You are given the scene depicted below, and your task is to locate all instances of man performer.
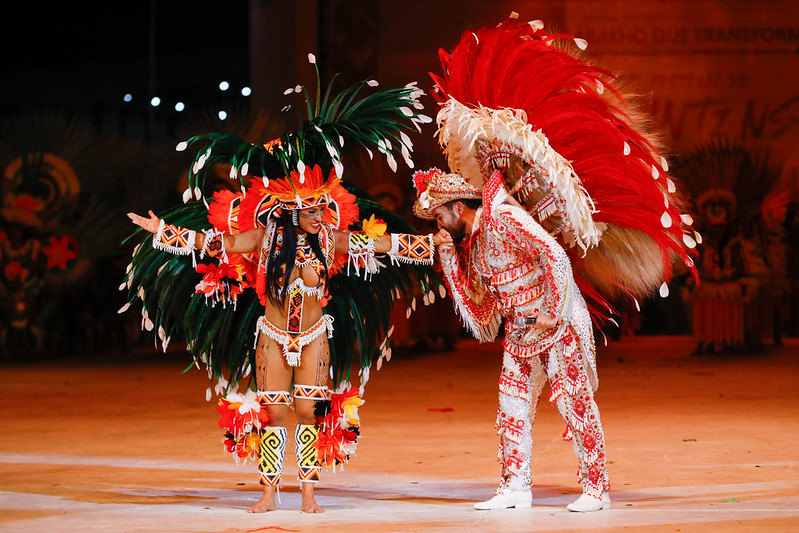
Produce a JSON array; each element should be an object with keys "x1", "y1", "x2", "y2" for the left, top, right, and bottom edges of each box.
[
  {"x1": 413, "y1": 168, "x2": 610, "y2": 512},
  {"x1": 414, "y1": 13, "x2": 699, "y2": 512}
]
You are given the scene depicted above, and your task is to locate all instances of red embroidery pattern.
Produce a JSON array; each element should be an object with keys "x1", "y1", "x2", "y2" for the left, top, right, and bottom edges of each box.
[
  {"x1": 547, "y1": 327, "x2": 608, "y2": 498},
  {"x1": 497, "y1": 414, "x2": 525, "y2": 445},
  {"x1": 499, "y1": 370, "x2": 529, "y2": 399},
  {"x1": 442, "y1": 251, "x2": 500, "y2": 332}
]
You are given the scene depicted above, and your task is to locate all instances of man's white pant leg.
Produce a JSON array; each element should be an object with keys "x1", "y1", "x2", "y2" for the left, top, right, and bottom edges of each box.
[{"x1": 496, "y1": 352, "x2": 547, "y2": 491}]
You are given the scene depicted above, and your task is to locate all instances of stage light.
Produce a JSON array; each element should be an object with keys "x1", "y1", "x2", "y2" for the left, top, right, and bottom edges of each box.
[
  {"x1": 175, "y1": 102, "x2": 185, "y2": 112},
  {"x1": 123, "y1": 93, "x2": 133, "y2": 103},
  {"x1": 218, "y1": 110, "x2": 228, "y2": 120},
  {"x1": 219, "y1": 81, "x2": 230, "y2": 91},
  {"x1": 241, "y1": 86, "x2": 252, "y2": 96},
  {"x1": 150, "y1": 97, "x2": 161, "y2": 107}
]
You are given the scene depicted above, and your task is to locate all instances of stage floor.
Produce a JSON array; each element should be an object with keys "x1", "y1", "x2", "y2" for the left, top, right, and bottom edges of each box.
[{"x1": 1, "y1": 334, "x2": 798, "y2": 532}]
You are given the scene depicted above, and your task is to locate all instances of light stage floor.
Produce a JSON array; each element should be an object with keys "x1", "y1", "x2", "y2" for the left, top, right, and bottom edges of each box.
[{"x1": 1, "y1": 335, "x2": 797, "y2": 532}]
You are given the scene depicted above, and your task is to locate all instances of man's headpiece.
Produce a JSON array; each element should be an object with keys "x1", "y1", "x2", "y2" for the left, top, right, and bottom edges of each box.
[{"x1": 411, "y1": 168, "x2": 482, "y2": 220}]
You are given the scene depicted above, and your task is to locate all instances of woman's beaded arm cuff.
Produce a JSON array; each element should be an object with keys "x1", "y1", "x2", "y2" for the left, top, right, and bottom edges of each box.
[
  {"x1": 347, "y1": 232, "x2": 379, "y2": 277},
  {"x1": 345, "y1": 232, "x2": 435, "y2": 279},
  {"x1": 387, "y1": 233, "x2": 435, "y2": 265},
  {"x1": 152, "y1": 219, "x2": 196, "y2": 255}
]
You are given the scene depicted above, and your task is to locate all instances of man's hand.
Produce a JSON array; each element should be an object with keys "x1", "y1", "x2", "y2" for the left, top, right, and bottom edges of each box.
[
  {"x1": 531, "y1": 312, "x2": 560, "y2": 331},
  {"x1": 127, "y1": 210, "x2": 160, "y2": 234},
  {"x1": 434, "y1": 229, "x2": 455, "y2": 260}
]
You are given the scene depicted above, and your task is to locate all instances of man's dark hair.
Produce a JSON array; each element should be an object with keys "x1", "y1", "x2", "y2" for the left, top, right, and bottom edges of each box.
[{"x1": 444, "y1": 198, "x2": 482, "y2": 211}]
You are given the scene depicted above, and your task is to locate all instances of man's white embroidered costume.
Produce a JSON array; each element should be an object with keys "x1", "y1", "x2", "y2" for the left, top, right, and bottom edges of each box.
[
  {"x1": 439, "y1": 172, "x2": 608, "y2": 497},
  {"x1": 417, "y1": 13, "x2": 700, "y2": 507}
]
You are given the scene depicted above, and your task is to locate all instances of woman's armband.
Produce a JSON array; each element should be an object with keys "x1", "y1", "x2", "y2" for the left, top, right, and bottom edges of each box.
[
  {"x1": 387, "y1": 233, "x2": 435, "y2": 265},
  {"x1": 200, "y1": 228, "x2": 227, "y2": 261},
  {"x1": 152, "y1": 219, "x2": 196, "y2": 255},
  {"x1": 347, "y1": 233, "x2": 379, "y2": 278}
]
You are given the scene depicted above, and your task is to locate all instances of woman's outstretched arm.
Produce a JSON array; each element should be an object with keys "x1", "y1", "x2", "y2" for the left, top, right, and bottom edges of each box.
[{"x1": 128, "y1": 209, "x2": 264, "y2": 254}]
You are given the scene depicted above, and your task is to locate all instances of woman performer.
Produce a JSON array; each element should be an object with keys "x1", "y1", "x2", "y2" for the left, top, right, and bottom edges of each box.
[
  {"x1": 128, "y1": 170, "x2": 440, "y2": 512},
  {"x1": 123, "y1": 64, "x2": 440, "y2": 514}
]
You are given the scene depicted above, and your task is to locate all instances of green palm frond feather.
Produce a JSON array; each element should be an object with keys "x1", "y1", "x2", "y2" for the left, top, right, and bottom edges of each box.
[
  {"x1": 178, "y1": 61, "x2": 430, "y2": 196},
  {"x1": 122, "y1": 64, "x2": 440, "y2": 393},
  {"x1": 325, "y1": 185, "x2": 441, "y2": 386}
]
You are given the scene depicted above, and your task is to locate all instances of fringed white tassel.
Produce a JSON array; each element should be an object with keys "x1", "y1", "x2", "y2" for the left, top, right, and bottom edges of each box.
[
  {"x1": 151, "y1": 219, "x2": 196, "y2": 256},
  {"x1": 441, "y1": 256, "x2": 501, "y2": 343},
  {"x1": 286, "y1": 352, "x2": 301, "y2": 367}
]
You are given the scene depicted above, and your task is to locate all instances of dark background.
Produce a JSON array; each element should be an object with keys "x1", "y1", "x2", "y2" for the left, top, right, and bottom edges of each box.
[{"x1": 2, "y1": 1, "x2": 795, "y2": 357}]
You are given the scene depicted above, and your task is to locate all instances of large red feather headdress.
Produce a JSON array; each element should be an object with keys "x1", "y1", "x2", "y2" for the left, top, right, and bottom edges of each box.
[{"x1": 430, "y1": 13, "x2": 699, "y2": 313}]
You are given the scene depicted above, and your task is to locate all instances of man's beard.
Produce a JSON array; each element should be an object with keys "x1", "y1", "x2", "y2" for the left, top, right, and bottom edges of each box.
[{"x1": 445, "y1": 218, "x2": 468, "y2": 244}]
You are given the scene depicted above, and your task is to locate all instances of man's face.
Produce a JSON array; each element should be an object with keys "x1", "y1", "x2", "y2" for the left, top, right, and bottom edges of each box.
[{"x1": 433, "y1": 203, "x2": 467, "y2": 243}]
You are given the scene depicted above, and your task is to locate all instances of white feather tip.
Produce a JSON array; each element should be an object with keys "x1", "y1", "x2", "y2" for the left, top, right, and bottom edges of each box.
[{"x1": 659, "y1": 282, "x2": 669, "y2": 298}]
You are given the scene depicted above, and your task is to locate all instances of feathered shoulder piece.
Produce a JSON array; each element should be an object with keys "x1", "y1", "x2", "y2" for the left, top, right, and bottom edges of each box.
[{"x1": 430, "y1": 13, "x2": 699, "y2": 313}]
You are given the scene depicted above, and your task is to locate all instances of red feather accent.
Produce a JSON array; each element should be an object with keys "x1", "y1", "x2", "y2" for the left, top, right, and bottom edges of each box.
[
  {"x1": 315, "y1": 386, "x2": 362, "y2": 467},
  {"x1": 412, "y1": 168, "x2": 442, "y2": 193},
  {"x1": 238, "y1": 178, "x2": 274, "y2": 231},
  {"x1": 208, "y1": 185, "x2": 265, "y2": 288},
  {"x1": 327, "y1": 181, "x2": 359, "y2": 229},
  {"x1": 208, "y1": 189, "x2": 239, "y2": 234},
  {"x1": 431, "y1": 17, "x2": 698, "y2": 313},
  {"x1": 216, "y1": 396, "x2": 273, "y2": 461}
]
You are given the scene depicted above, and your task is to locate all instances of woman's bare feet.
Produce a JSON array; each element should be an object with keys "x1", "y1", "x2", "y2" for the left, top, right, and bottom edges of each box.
[
  {"x1": 247, "y1": 486, "x2": 277, "y2": 513},
  {"x1": 301, "y1": 483, "x2": 325, "y2": 513}
]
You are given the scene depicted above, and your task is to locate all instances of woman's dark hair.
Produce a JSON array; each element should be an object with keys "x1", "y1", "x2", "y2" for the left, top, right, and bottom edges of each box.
[
  {"x1": 265, "y1": 210, "x2": 328, "y2": 307},
  {"x1": 307, "y1": 230, "x2": 328, "y2": 278}
]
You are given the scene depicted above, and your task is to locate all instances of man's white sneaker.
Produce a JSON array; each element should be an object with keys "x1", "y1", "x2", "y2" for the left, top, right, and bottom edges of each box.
[
  {"x1": 566, "y1": 492, "x2": 611, "y2": 512},
  {"x1": 473, "y1": 489, "x2": 532, "y2": 510}
]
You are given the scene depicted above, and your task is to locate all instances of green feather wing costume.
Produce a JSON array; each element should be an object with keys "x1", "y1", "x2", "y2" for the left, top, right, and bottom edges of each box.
[{"x1": 122, "y1": 67, "x2": 441, "y2": 396}]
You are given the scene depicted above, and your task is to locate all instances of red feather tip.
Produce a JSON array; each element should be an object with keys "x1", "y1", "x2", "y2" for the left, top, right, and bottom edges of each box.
[{"x1": 412, "y1": 168, "x2": 443, "y2": 194}]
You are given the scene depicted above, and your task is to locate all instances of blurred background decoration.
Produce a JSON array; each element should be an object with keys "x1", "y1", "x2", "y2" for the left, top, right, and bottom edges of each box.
[
  {"x1": 0, "y1": 112, "x2": 177, "y2": 356},
  {"x1": 2, "y1": 0, "x2": 798, "y2": 357},
  {"x1": 675, "y1": 140, "x2": 789, "y2": 354}
]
